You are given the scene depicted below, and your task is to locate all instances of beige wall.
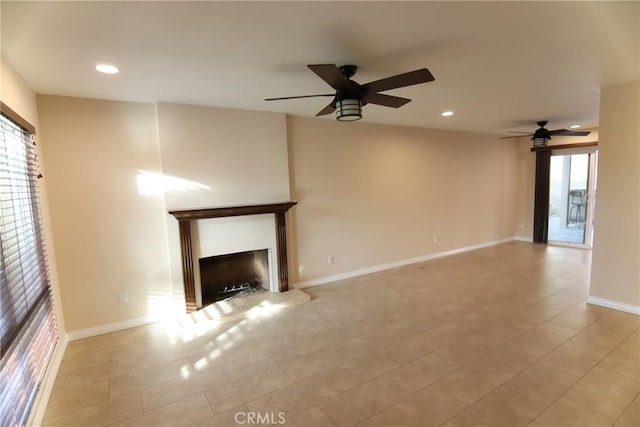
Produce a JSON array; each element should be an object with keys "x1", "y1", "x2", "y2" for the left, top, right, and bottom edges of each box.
[
  {"x1": 1, "y1": 56, "x2": 39, "y2": 125},
  {"x1": 157, "y1": 103, "x2": 290, "y2": 209},
  {"x1": 513, "y1": 138, "x2": 536, "y2": 239},
  {"x1": 288, "y1": 116, "x2": 518, "y2": 283},
  {"x1": 513, "y1": 131, "x2": 600, "y2": 241},
  {"x1": 156, "y1": 103, "x2": 290, "y2": 306},
  {"x1": 37, "y1": 96, "x2": 172, "y2": 332},
  {"x1": 590, "y1": 81, "x2": 640, "y2": 308},
  {"x1": 1, "y1": 57, "x2": 66, "y2": 335}
]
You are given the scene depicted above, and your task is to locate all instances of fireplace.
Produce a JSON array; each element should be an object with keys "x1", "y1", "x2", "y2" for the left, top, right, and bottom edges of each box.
[
  {"x1": 168, "y1": 202, "x2": 297, "y2": 313},
  {"x1": 199, "y1": 249, "x2": 269, "y2": 305}
]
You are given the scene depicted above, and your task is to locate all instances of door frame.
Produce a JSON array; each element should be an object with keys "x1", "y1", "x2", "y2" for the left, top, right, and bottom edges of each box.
[
  {"x1": 531, "y1": 141, "x2": 598, "y2": 246},
  {"x1": 547, "y1": 147, "x2": 598, "y2": 248}
]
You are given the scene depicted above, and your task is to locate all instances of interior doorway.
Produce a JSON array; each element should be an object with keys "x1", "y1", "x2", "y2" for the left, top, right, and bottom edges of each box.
[{"x1": 547, "y1": 149, "x2": 598, "y2": 247}]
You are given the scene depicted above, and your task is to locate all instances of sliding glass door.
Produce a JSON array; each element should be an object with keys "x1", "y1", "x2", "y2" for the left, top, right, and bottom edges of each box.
[{"x1": 548, "y1": 149, "x2": 598, "y2": 247}]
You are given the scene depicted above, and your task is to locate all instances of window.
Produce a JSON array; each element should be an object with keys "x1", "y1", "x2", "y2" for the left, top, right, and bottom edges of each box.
[{"x1": 0, "y1": 105, "x2": 57, "y2": 426}]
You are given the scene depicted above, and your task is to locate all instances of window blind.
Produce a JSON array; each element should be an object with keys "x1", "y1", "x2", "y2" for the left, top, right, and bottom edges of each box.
[{"x1": 0, "y1": 110, "x2": 57, "y2": 426}]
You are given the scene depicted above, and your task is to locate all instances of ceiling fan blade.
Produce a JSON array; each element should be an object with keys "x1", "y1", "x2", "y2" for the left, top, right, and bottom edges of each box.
[
  {"x1": 500, "y1": 135, "x2": 531, "y2": 139},
  {"x1": 308, "y1": 64, "x2": 352, "y2": 91},
  {"x1": 363, "y1": 68, "x2": 435, "y2": 93},
  {"x1": 366, "y1": 93, "x2": 411, "y2": 108},
  {"x1": 549, "y1": 129, "x2": 591, "y2": 137},
  {"x1": 264, "y1": 94, "x2": 334, "y2": 101},
  {"x1": 315, "y1": 103, "x2": 336, "y2": 117},
  {"x1": 506, "y1": 131, "x2": 534, "y2": 134}
]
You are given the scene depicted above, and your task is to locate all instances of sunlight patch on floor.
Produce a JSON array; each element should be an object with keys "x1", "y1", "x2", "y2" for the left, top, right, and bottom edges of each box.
[{"x1": 171, "y1": 290, "x2": 308, "y2": 341}]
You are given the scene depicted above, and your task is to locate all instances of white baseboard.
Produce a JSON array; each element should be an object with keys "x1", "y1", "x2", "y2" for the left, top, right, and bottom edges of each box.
[
  {"x1": 514, "y1": 235, "x2": 532, "y2": 242},
  {"x1": 66, "y1": 316, "x2": 157, "y2": 341},
  {"x1": 587, "y1": 296, "x2": 640, "y2": 315},
  {"x1": 295, "y1": 237, "x2": 516, "y2": 289},
  {"x1": 26, "y1": 333, "x2": 68, "y2": 427}
]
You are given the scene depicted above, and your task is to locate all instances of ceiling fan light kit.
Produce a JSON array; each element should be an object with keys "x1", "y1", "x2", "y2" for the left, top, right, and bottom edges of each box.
[
  {"x1": 532, "y1": 137, "x2": 549, "y2": 147},
  {"x1": 336, "y1": 99, "x2": 362, "y2": 121},
  {"x1": 265, "y1": 64, "x2": 435, "y2": 122}
]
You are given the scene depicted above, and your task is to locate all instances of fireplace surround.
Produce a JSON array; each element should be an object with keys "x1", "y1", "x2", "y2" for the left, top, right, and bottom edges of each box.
[{"x1": 169, "y1": 202, "x2": 297, "y2": 312}]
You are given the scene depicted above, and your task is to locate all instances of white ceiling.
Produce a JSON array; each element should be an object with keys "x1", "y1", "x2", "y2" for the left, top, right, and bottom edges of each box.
[{"x1": 1, "y1": 1, "x2": 638, "y2": 135}]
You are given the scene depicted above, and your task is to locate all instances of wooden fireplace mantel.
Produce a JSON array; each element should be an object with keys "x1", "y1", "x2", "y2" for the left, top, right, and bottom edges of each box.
[{"x1": 168, "y1": 202, "x2": 297, "y2": 313}]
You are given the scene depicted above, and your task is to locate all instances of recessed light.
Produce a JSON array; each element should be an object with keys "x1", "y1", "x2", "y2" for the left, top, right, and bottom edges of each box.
[
  {"x1": 441, "y1": 111, "x2": 454, "y2": 117},
  {"x1": 95, "y1": 64, "x2": 119, "y2": 74},
  {"x1": 570, "y1": 125, "x2": 581, "y2": 129}
]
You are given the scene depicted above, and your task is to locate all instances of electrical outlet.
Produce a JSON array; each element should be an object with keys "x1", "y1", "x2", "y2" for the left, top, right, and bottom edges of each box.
[
  {"x1": 433, "y1": 237, "x2": 439, "y2": 245},
  {"x1": 327, "y1": 255, "x2": 334, "y2": 265},
  {"x1": 119, "y1": 291, "x2": 128, "y2": 303}
]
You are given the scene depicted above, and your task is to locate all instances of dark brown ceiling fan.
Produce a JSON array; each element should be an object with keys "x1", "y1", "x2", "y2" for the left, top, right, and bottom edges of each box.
[
  {"x1": 264, "y1": 64, "x2": 435, "y2": 121},
  {"x1": 502, "y1": 121, "x2": 590, "y2": 147}
]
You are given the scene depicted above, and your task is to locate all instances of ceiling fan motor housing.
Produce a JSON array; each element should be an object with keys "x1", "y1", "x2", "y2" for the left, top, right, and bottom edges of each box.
[
  {"x1": 332, "y1": 66, "x2": 367, "y2": 108},
  {"x1": 333, "y1": 84, "x2": 367, "y2": 107},
  {"x1": 338, "y1": 65, "x2": 358, "y2": 79}
]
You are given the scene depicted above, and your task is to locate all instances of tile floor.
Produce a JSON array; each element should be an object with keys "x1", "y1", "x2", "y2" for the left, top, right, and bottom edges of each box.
[{"x1": 43, "y1": 242, "x2": 640, "y2": 426}]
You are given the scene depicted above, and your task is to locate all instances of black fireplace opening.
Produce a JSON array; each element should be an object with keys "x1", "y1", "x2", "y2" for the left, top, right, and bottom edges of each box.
[{"x1": 199, "y1": 249, "x2": 269, "y2": 306}]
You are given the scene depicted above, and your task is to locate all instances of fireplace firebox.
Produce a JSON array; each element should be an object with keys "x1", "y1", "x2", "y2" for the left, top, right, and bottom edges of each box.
[{"x1": 199, "y1": 249, "x2": 269, "y2": 305}]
